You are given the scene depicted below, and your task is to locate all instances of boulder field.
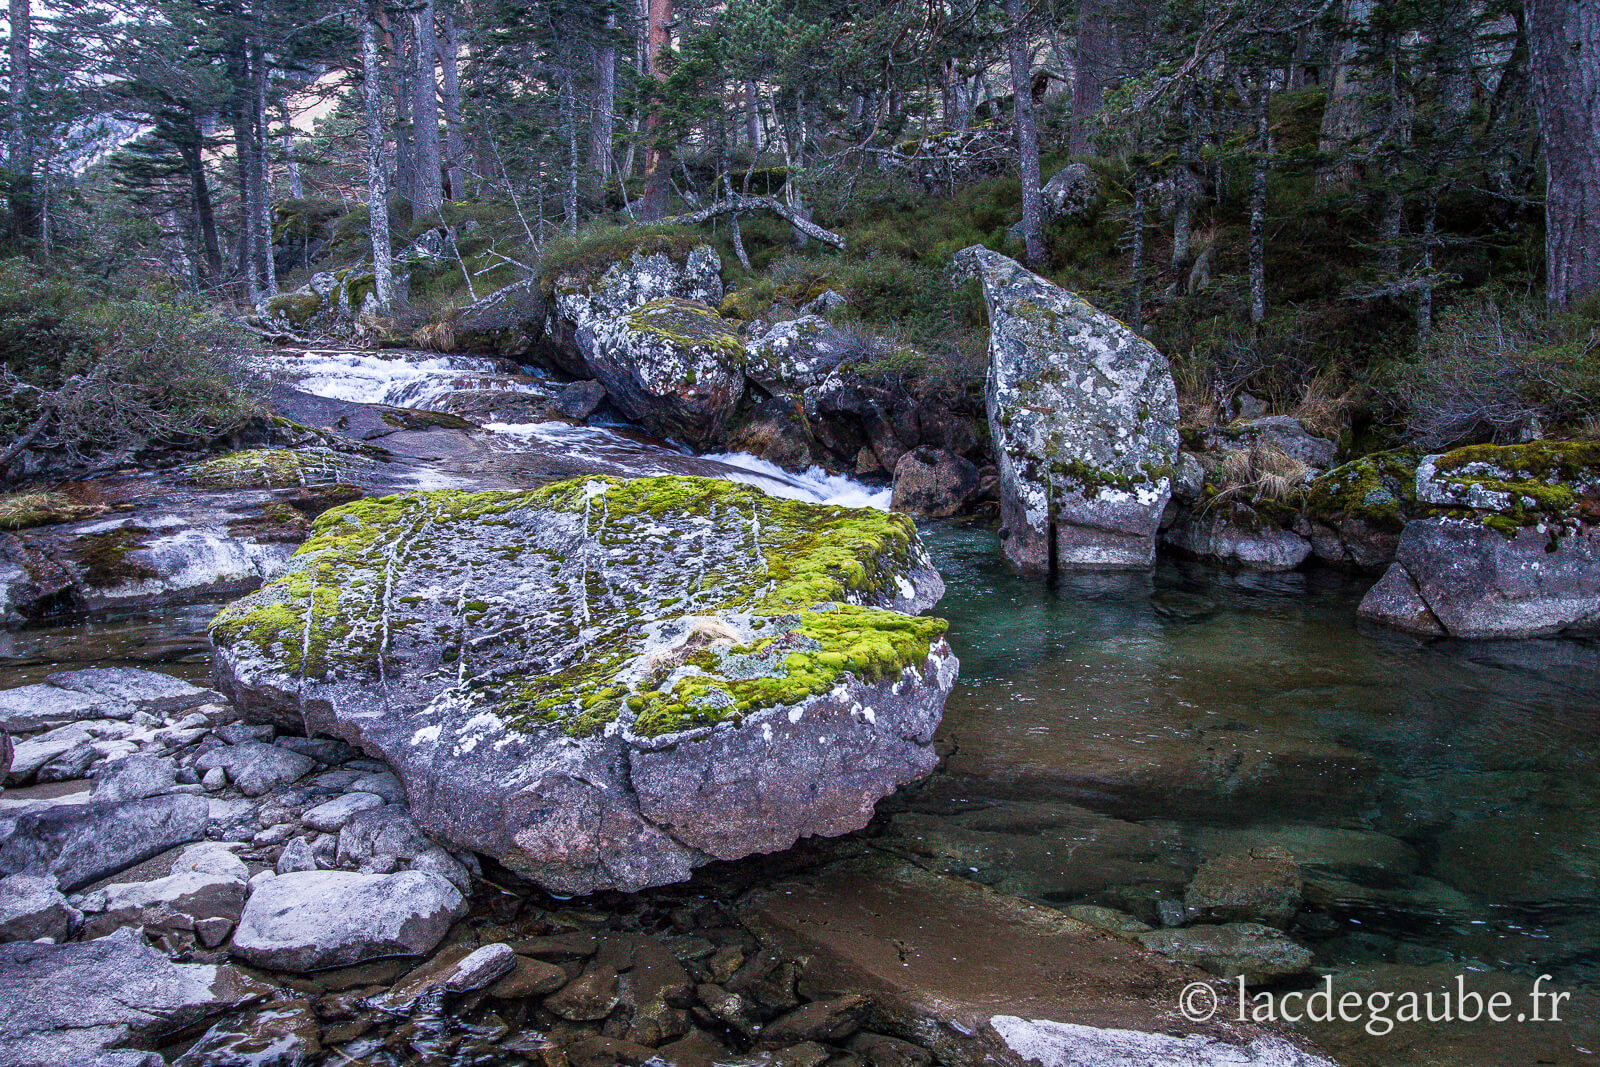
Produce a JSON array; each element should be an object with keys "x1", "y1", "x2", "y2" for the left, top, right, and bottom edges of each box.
[{"x1": 210, "y1": 474, "x2": 957, "y2": 894}]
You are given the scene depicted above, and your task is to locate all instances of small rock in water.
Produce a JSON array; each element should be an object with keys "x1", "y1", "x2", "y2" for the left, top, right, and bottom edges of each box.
[
  {"x1": 0, "y1": 793, "x2": 209, "y2": 892},
  {"x1": 172, "y1": 998, "x2": 322, "y2": 1067},
  {"x1": 45, "y1": 668, "x2": 218, "y2": 715},
  {"x1": 1184, "y1": 846, "x2": 1303, "y2": 928},
  {"x1": 1136, "y1": 922, "x2": 1314, "y2": 984},
  {"x1": 366, "y1": 942, "x2": 517, "y2": 1013}
]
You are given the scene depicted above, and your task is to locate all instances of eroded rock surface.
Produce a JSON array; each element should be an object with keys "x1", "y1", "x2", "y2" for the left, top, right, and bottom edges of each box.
[
  {"x1": 211, "y1": 475, "x2": 955, "y2": 894},
  {"x1": 954, "y1": 246, "x2": 1179, "y2": 572}
]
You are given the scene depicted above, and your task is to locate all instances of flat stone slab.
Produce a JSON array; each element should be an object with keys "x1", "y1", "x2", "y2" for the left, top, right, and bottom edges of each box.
[
  {"x1": 0, "y1": 685, "x2": 129, "y2": 734},
  {"x1": 0, "y1": 926, "x2": 270, "y2": 1067},
  {"x1": 741, "y1": 857, "x2": 1334, "y2": 1067},
  {"x1": 45, "y1": 668, "x2": 218, "y2": 713},
  {"x1": 0, "y1": 794, "x2": 209, "y2": 892}
]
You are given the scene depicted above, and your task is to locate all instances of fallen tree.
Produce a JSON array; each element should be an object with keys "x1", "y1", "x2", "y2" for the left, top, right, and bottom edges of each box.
[{"x1": 659, "y1": 194, "x2": 847, "y2": 250}]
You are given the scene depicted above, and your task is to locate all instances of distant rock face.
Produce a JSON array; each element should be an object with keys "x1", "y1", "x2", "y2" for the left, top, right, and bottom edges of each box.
[
  {"x1": 580, "y1": 299, "x2": 747, "y2": 447},
  {"x1": 954, "y1": 246, "x2": 1180, "y2": 572},
  {"x1": 211, "y1": 476, "x2": 956, "y2": 895},
  {"x1": 1356, "y1": 442, "x2": 1600, "y2": 638}
]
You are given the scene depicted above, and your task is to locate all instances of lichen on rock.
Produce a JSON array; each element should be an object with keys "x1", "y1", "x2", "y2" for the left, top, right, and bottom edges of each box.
[
  {"x1": 185, "y1": 448, "x2": 376, "y2": 491},
  {"x1": 953, "y1": 246, "x2": 1179, "y2": 572},
  {"x1": 210, "y1": 475, "x2": 956, "y2": 893}
]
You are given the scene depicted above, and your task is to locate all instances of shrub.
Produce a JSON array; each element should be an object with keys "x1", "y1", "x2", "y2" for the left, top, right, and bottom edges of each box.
[
  {"x1": 0, "y1": 259, "x2": 262, "y2": 478},
  {"x1": 1387, "y1": 290, "x2": 1600, "y2": 447}
]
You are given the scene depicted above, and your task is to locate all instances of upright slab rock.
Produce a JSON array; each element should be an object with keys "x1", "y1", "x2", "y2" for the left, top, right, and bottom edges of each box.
[
  {"x1": 211, "y1": 476, "x2": 956, "y2": 894},
  {"x1": 955, "y1": 246, "x2": 1179, "y2": 572}
]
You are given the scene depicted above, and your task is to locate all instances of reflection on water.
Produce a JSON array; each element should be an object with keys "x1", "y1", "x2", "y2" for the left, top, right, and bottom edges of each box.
[
  {"x1": 0, "y1": 601, "x2": 221, "y2": 689},
  {"x1": 900, "y1": 523, "x2": 1600, "y2": 991}
]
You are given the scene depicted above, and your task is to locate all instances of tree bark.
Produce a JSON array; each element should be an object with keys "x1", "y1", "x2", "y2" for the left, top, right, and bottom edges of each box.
[
  {"x1": 590, "y1": 16, "x2": 617, "y2": 189},
  {"x1": 1318, "y1": 0, "x2": 1376, "y2": 187},
  {"x1": 252, "y1": 27, "x2": 277, "y2": 296},
  {"x1": 386, "y1": 9, "x2": 416, "y2": 207},
  {"x1": 744, "y1": 80, "x2": 762, "y2": 150},
  {"x1": 362, "y1": 4, "x2": 397, "y2": 310},
  {"x1": 412, "y1": 0, "x2": 443, "y2": 218},
  {"x1": 6, "y1": 0, "x2": 38, "y2": 249},
  {"x1": 178, "y1": 115, "x2": 223, "y2": 283},
  {"x1": 640, "y1": 0, "x2": 672, "y2": 219},
  {"x1": 1007, "y1": 0, "x2": 1044, "y2": 264},
  {"x1": 560, "y1": 60, "x2": 580, "y2": 235},
  {"x1": 1248, "y1": 80, "x2": 1271, "y2": 325},
  {"x1": 1069, "y1": 0, "x2": 1121, "y2": 156},
  {"x1": 1527, "y1": 0, "x2": 1600, "y2": 305},
  {"x1": 438, "y1": 0, "x2": 468, "y2": 198}
]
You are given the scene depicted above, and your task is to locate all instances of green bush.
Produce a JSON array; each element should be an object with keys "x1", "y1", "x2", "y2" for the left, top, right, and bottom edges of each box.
[{"x1": 0, "y1": 259, "x2": 262, "y2": 476}]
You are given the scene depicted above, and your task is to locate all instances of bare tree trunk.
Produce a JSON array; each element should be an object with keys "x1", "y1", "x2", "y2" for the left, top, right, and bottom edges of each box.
[
  {"x1": 560, "y1": 61, "x2": 580, "y2": 235},
  {"x1": 362, "y1": 5, "x2": 397, "y2": 311},
  {"x1": 1069, "y1": 0, "x2": 1120, "y2": 156},
  {"x1": 438, "y1": 0, "x2": 468, "y2": 198},
  {"x1": 252, "y1": 29, "x2": 277, "y2": 296},
  {"x1": 1527, "y1": 0, "x2": 1600, "y2": 305},
  {"x1": 179, "y1": 116, "x2": 223, "y2": 283},
  {"x1": 233, "y1": 76, "x2": 264, "y2": 305},
  {"x1": 412, "y1": 0, "x2": 443, "y2": 218},
  {"x1": 639, "y1": 0, "x2": 672, "y2": 219},
  {"x1": 1007, "y1": 0, "x2": 1044, "y2": 265},
  {"x1": 1172, "y1": 119, "x2": 1197, "y2": 270},
  {"x1": 1248, "y1": 80, "x2": 1271, "y2": 325},
  {"x1": 387, "y1": 10, "x2": 416, "y2": 208},
  {"x1": 1417, "y1": 193, "x2": 1438, "y2": 342},
  {"x1": 1130, "y1": 170, "x2": 1146, "y2": 331},
  {"x1": 6, "y1": 0, "x2": 38, "y2": 250},
  {"x1": 590, "y1": 16, "x2": 616, "y2": 189},
  {"x1": 1318, "y1": 0, "x2": 1376, "y2": 187},
  {"x1": 282, "y1": 128, "x2": 304, "y2": 198},
  {"x1": 744, "y1": 80, "x2": 762, "y2": 149}
]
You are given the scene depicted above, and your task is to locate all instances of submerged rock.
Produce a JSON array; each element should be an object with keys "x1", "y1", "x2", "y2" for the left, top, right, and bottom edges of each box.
[
  {"x1": 1136, "y1": 923, "x2": 1314, "y2": 984},
  {"x1": 954, "y1": 246, "x2": 1180, "y2": 572},
  {"x1": 211, "y1": 476, "x2": 955, "y2": 894},
  {"x1": 1162, "y1": 504, "x2": 1312, "y2": 572}
]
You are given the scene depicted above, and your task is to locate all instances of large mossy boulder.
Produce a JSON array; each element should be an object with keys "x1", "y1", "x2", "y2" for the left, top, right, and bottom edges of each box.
[
  {"x1": 209, "y1": 476, "x2": 956, "y2": 894},
  {"x1": 1357, "y1": 442, "x2": 1600, "y2": 637},
  {"x1": 954, "y1": 246, "x2": 1180, "y2": 572},
  {"x1": 546, "y1": 244, "x2": 723, "y2": 378},
  {"x1": 580, "y1": 298, "x2": 746, "y2": 447}
]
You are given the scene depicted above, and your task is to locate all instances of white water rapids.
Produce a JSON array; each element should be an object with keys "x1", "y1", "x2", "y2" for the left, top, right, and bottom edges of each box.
[{"x1": 268, "y1": 349, "x2": 892, "y2": 510}]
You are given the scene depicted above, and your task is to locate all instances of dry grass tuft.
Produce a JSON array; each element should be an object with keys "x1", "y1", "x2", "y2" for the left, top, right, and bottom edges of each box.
[
  {"x1": 0, "y1": 491, "x2": 108, "y2": 530},
  {"x1": 1202, "y1": 440, "x2": 1313, "y2": 510}
]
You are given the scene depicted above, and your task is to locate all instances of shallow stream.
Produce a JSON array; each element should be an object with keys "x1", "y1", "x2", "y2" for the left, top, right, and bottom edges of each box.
[{"x1": 7, "y1": 349, "x2": 1597, "y2": 1063}]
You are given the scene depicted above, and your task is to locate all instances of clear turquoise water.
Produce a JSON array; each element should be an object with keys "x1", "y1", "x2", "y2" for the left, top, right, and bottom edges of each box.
[{"x1": 896, "y1": 523, "x2": 1600, "y2": 992}]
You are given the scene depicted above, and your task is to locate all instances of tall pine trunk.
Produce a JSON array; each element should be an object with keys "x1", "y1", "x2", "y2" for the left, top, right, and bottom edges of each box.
[
  {"x1": 1248, "y1": 80, "x2": 1271, "y2": 325},
  {"x1": 362, "y1": 4, "x2": 396, "y2": 311},
  {"x1": 179, "y1": 116, "x2": 223, "y2": 283},
  {"x1": 412, "y1": 0, "x2": 443, "y2": 218},
  {"x1": 387, "y1": 11, "x2": 415, "y2": 208},
  {"x1": 590, "y1": 16, "x2": 616, "y2": 189},
  {"x1": 640, "y1": 0, "x2": 672, "y2": 219},
  {"x1": 1527, "y1": 0, "x2": 1600, "y2": 305},
  {"x1": 252, "y1": 28, "x2": 277, "y2": 296},
  {"x1": 6, "y1": 0, "x2": 38, "y2": 250},
  {"x1": 1006, "y1": 0, "x2": 1043, "y2": 265},
  {"x1": 1069, "y1": 0, "x2": 1120, "y2": 156},
  {"x1": 439, "y1": 1, "x2": 468, "y2": 198}
]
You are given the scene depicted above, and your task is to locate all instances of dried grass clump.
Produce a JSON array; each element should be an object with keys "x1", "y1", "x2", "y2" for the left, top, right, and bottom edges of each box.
[
  {"x1": 0, "y1": 491, "x2": 107, "y2": 530},
  {"x1": 1203, "y1": 440, "x2": 1312, "y2": 509}
]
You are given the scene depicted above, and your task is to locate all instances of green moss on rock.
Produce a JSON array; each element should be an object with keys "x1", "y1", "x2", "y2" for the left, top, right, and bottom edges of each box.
[
  {"x1": 264, "y1": 292, "x2": 323, "y2": 326},
  {"x1": 624, "y1": 299, "x2": 748, "y2": 366},
  {"x1": 188, "y1": 448, "x2": 367, "y2": 490},
  {"x1": 1303, "y1": 450, "x2": 1422, "y2": 531},
  {"x1": 75, "y1": 526, "x2": 157, "y2": 587},
  {"x1": 210, "y1": 476, "x2": 946, "y2": 740}
]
